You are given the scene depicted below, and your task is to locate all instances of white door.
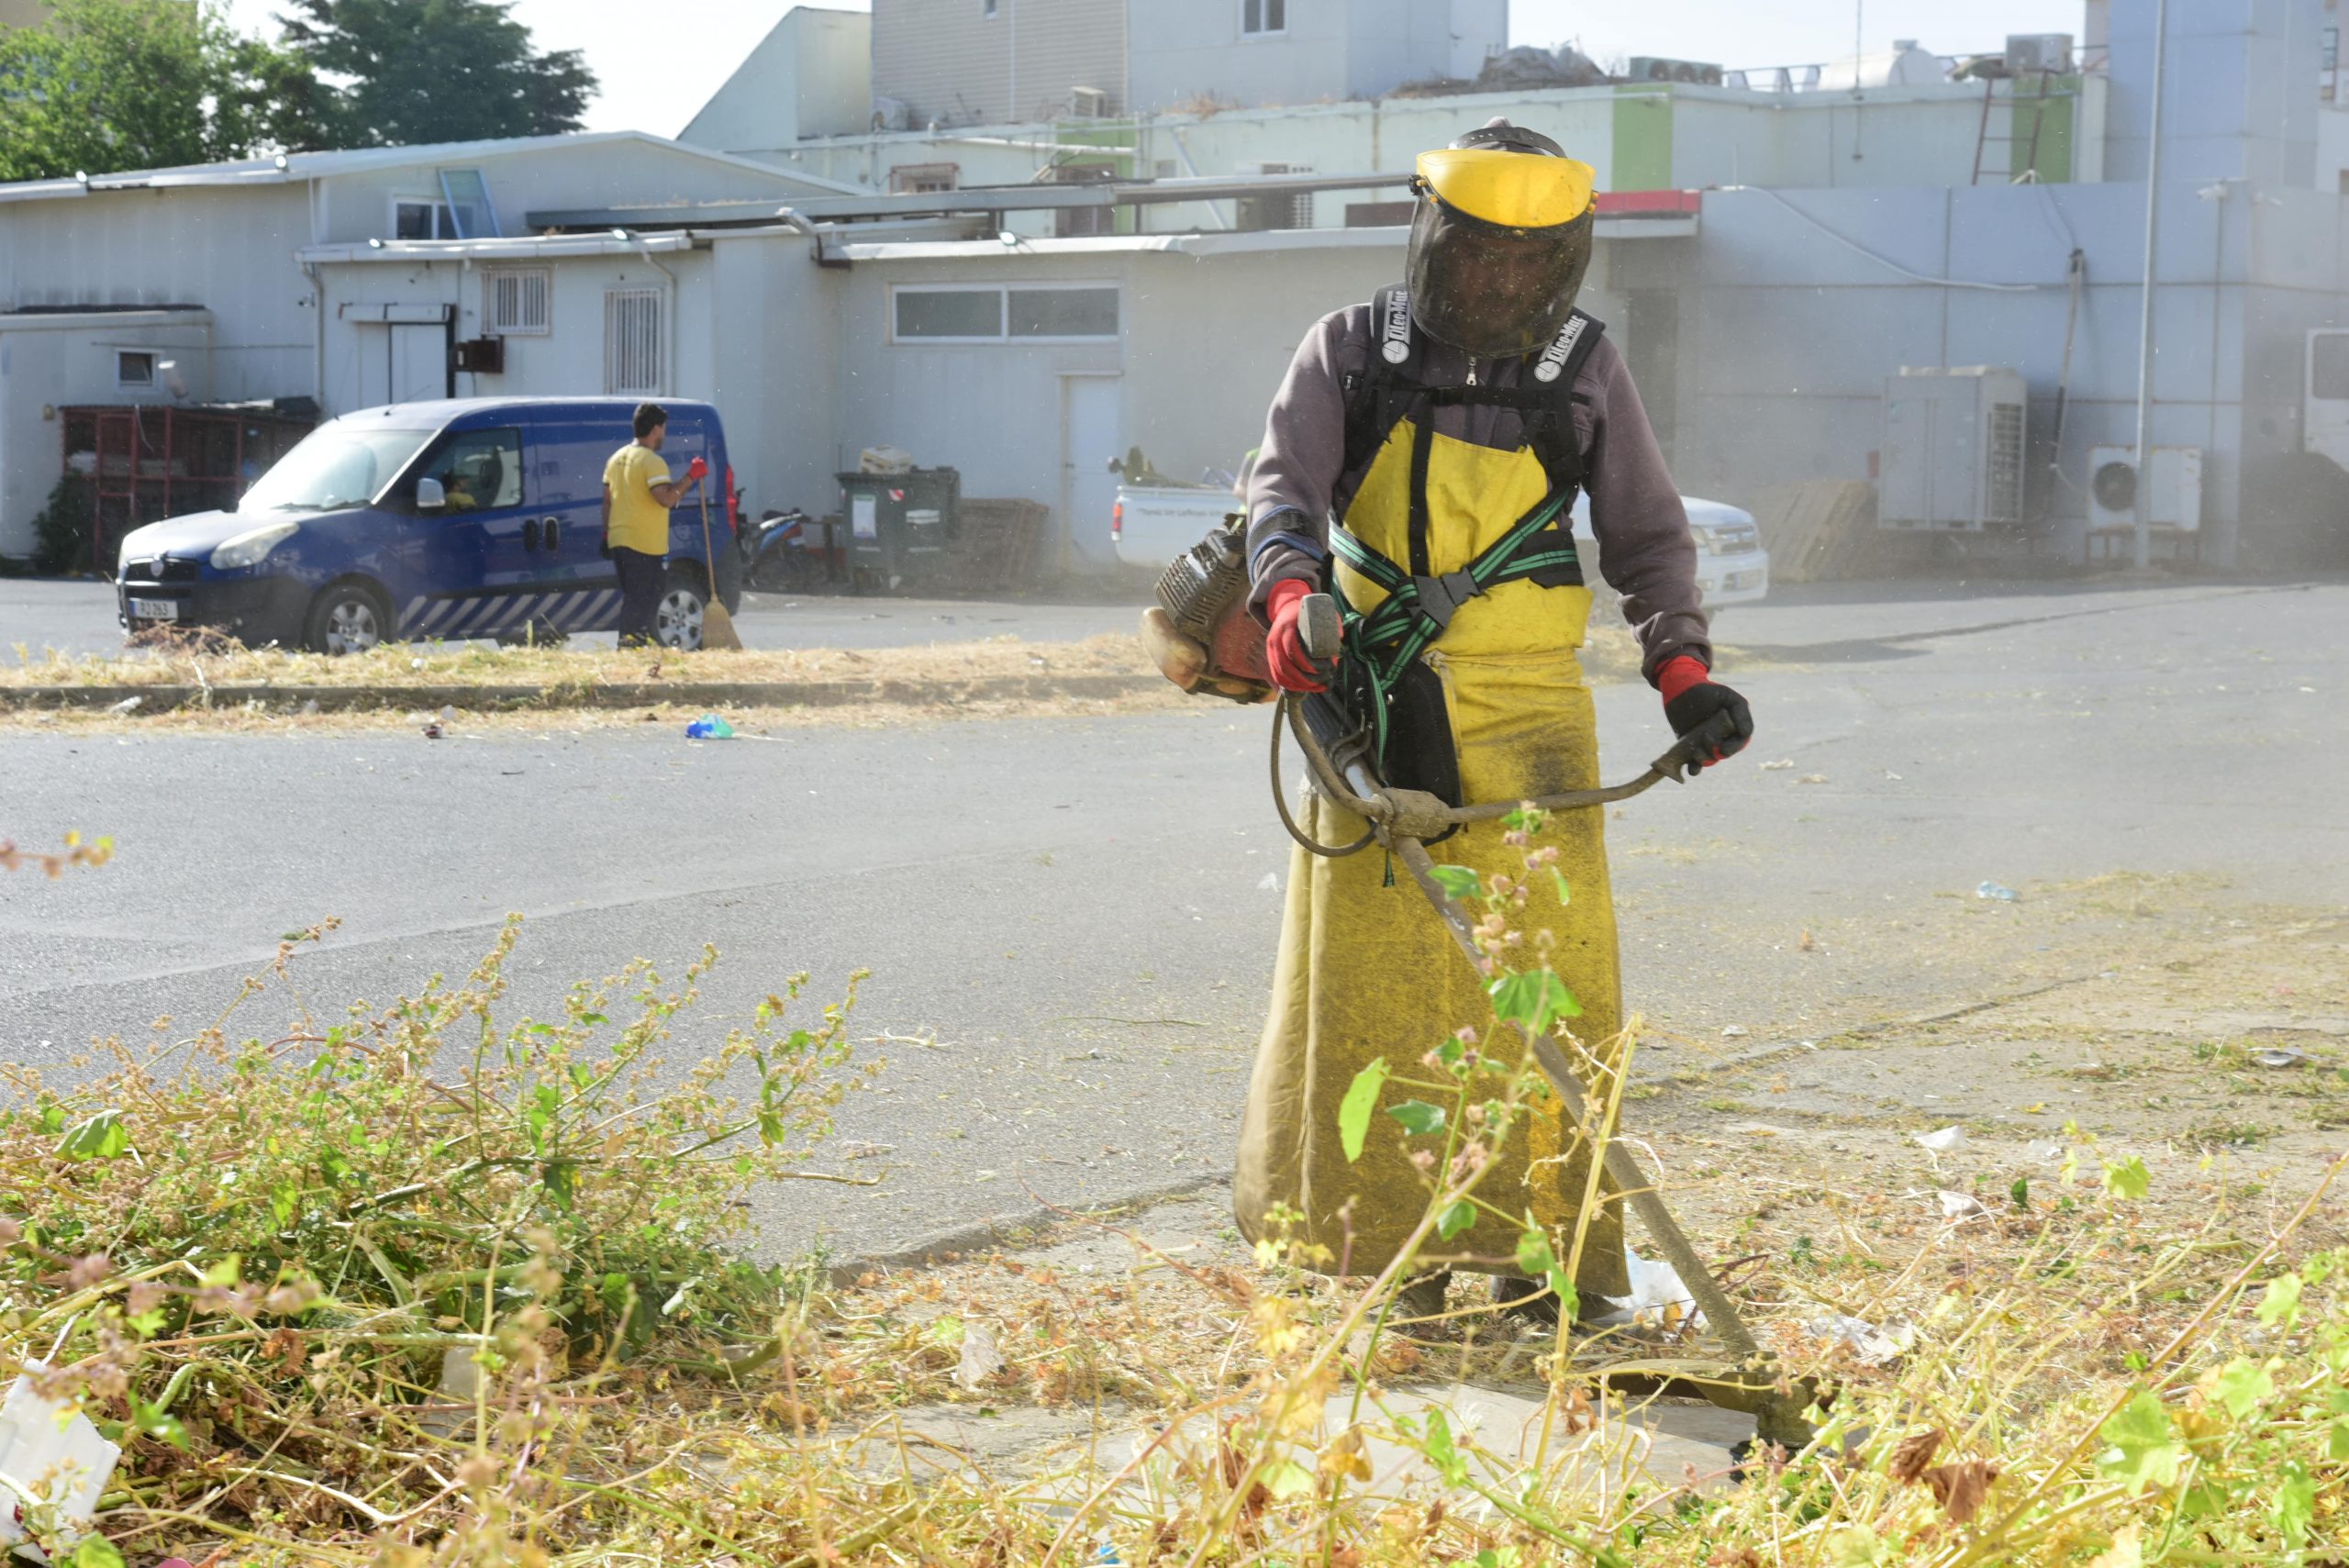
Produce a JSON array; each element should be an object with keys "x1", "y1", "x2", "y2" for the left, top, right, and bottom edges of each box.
[
  {"x1": 2305, "y1": 330, "x2": 2349, "y2": 467},
  {"x1": 1061, "y1": 375, "x2": 1121, "y2": 573},
  {"x1": 353, "y1": 322, "x2": 450, "y2": 408}
]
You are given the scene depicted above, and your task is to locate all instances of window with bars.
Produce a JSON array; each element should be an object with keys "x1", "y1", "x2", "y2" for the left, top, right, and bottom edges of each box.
[
  {"x1": 484, "y1": 269, "x2": 551, "y2": 337},
  {"x1": 604, "y1": 289, "x2": 663, "y2": 395}
]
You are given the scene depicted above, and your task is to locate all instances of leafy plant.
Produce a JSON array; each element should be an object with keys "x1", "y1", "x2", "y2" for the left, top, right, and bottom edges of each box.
[
  {"x1": 0, "y1": 917, "x2": 871, "y2": 1562},
  {"x1": 28, "y1": 473, "x2": 94, "y2": 576}
]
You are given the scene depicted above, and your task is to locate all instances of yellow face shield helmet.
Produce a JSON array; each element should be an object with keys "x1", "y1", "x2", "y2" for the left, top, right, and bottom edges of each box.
[{"x1": 1407, "y1": 120, "x2": 1598, "y2": 359}]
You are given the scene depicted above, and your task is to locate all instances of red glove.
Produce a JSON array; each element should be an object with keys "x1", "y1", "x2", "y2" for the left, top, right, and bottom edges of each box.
[
  {"x1": 1264, "y1": 577, "x2": 1333, "y2": 694},
  {"x1": 1658, "y1": 654, "x2": 1753, "y2": 771},
  {"x1": 684, "y1": 456, "x2": 710, "y2": 484}
]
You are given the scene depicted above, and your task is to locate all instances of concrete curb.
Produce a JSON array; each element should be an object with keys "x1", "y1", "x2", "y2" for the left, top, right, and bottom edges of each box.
[
  {"x1": 825, "y1": 1173, "x2": 1231, "y2": 1286},
  {"x1": 0, "y1": 673, "x2": 1167, "y2": 714}
]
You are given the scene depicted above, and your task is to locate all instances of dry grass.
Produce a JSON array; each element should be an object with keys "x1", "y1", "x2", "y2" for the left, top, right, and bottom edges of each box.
[{"x1": 2, "y1": 629, "x2": 1163, "y2": 692}]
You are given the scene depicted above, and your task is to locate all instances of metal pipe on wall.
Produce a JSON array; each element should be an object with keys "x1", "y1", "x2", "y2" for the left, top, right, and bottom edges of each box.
[{"x1": 2132, "y1": 0, "x2": 2171, "y2": 571}]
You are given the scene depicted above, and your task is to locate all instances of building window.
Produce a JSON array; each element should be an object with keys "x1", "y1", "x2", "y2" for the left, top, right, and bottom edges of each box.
[
  {"x1": 1010, "y1": 287, "x2": 1119, "y2": 338},
  {"x1": 1241, "y1": 0, "x2": 1286, "y2": 36},
  {"x1": 395, "y1": 199, "x2": 458, "y2": 239},
  {"x1": 891, "y1": 284, "x2": 1119, "y2": 343},
  {"x1": 116, "y1": 350, "x2": 157, "y2": 389},
  {"x1": 894, "y1": 288, "x2": 1008, "y2": 340},
  {"x1": 604, "y1": 289, "x2": 663, "y2": 395},
  {"x1": 889, "y1": 162, "x2": 962, "y2": 194},
  {"x1": 484, "y1": 269, "x2": 551, "y2": 337}
]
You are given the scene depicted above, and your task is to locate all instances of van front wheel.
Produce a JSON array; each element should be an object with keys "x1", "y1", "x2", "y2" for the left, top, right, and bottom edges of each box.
[
  {"x1": 306, "y1": 582, "x2": 390, "y2": 656},
  {"x1": 656, "y1": 571, "x2": 707, "y2": 651}
]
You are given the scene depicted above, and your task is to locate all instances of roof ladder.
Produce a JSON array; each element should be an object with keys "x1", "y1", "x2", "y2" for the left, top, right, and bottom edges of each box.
[{"x1": 1971, "y1": 70, "x2": 2064, "y2": 185}]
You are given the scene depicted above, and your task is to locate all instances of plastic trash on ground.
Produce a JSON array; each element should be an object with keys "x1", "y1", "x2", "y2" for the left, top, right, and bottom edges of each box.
[
  {"x1": 1937, "y1": 1189, "x2": 1991, "y2": 1221},
  {"x1": 953, "y1": 1322, "x2": 1004, "y2": 1391},
  {"x1": 1598, "y1": 1248, "x2": 1707, "y2": 1330},
  {"x1": 1976, "y1": 881, "x2": 2020, "y2": 902},
  {"x1": 2250, "y1": 1046, "x2": 2310, "y2": 1069},
  {"x1": 1915, "y1": 1126, "x2": 1966, "y2": 1155},
  {"x1": 1801, "y1": 1312, "x2": 1917, "y2": 1366},
  {"x1": 685, "y1": 715, "x2": 736, "y2": 740},
  {"x1": 0, "y1": 1363, "x2": 123, "y2": 1560}
]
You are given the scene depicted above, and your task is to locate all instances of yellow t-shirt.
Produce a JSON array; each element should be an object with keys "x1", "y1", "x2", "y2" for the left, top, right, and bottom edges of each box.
[{"x1": 603, "y1": 443, "x2": 674, "y2": 555}]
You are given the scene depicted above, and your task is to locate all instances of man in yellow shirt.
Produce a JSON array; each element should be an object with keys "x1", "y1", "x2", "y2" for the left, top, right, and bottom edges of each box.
[{"x1": 602, "y1": 404, "x2": 707, "y2": 647}]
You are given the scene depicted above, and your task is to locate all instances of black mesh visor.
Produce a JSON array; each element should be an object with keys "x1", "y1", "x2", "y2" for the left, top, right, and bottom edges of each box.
[{"x1": 1406, "y1": 198, "x2": 1594, "y2": 360}]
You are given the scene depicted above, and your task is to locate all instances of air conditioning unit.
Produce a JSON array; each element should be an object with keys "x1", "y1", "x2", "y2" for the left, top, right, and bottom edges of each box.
[
  {"x1": 451, "y1": 337, "x2": 504, "y2": 374},
  {"x1": 2005, "y1": 32, "x2": 2075, "y2": 73},
  {"x1": 1067, "y1": 86, "x2": 1111, "y2": 119},
  {"x1": 2088, "y1": 446, "x2": 2203, "y2": 532},
  {"x1": 1626, "y1": 56, "x2": 1725, "y2": 86},
  {"x1": 1879, "y1": 366, "x2": 2029, "y2": 531}
]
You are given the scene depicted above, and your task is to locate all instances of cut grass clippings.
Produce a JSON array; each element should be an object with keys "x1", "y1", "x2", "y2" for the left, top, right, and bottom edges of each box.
[{"x1": 1, "y1": 624, "x2": 1659, "y2": 730}]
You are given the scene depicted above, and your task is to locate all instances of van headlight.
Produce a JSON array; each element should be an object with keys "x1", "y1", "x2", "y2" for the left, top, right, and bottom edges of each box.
[{"x1": 209, "y1": 521, "x2": 299, "y2": 571}]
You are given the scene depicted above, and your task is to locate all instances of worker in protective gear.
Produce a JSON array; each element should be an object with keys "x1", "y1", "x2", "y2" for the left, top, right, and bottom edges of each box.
[{"x1": 1234, "y1": 118, "x2": 1753, "y2": 1325}]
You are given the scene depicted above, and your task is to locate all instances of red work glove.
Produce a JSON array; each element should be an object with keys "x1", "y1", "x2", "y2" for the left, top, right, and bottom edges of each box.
[
  {"x1": 1658, "y1": 654, "x2": 1753, "y2": 773},
  {"x1": 1264, "y1": 577, "x2": 1333, "y2": 694},
  {"x1": 684, "y1": 456, "x2": 710, "y2": 484}
]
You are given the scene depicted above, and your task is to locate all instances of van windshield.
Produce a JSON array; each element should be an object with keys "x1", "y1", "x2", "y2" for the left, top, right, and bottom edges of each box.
[{"x1": 240, "y1": 428, "x2": 436, "y2": 513}]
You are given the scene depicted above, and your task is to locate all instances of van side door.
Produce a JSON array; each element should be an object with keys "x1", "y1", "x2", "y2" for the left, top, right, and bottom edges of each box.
[
  {"x1": 530, "y1": 418, "x2": 631, "y2": 634},
  {"x1": 393, "y1": 426, "x2": 537, "y2": 640}
]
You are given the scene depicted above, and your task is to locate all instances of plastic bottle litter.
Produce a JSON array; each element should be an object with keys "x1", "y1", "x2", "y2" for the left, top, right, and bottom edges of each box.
[
  {"x1": 685, "y1": 715, "x2": 736, "y2": 740},
  {"x1": 1976, "y1": 881, "x2": 2020, "y2": 902}
]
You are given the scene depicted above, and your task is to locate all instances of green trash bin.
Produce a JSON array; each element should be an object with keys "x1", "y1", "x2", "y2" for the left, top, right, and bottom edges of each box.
[{"x1": 837, "y1": 468, "x2": 961, "y2": 588}]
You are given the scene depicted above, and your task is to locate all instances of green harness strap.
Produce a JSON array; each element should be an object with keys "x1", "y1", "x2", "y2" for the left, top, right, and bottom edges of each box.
[{"x1": 1327, "y1": 485, "x2": 1581, "y2": 765}]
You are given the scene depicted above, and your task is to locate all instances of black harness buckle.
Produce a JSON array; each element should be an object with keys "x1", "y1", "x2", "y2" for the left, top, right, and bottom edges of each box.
[{"x1": 1410, "y1": 569, "x2": 1482, "y2": 631}]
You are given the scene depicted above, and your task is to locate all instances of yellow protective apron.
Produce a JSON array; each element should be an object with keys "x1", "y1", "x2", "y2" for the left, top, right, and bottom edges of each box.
[{"x1": 1232, "y1": 416, "x2": 1630, "y2": 1298}]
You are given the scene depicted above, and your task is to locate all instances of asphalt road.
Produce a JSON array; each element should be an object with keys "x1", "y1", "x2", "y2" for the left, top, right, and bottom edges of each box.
[
  {"x1": 5, "y1": 576, "x2": 2344, "y2": 1263},
  {"x1": 0, "y1": 578, "x2": 1138, "y2": 658}
]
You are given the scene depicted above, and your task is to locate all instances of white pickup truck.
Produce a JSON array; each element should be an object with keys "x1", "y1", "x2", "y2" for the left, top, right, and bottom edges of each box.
[{"x1": 1111, "y1": 480, "x2": 1772, "y2": 611}]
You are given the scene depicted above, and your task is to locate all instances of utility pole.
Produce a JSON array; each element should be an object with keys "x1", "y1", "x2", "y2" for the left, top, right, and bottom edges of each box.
[{"x1": 2132, "y1": 0, "x2": 2171, "y2": 571}]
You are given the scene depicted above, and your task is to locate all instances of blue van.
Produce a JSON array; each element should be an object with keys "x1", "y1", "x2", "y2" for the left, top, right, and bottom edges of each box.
[{"x1": 113, "y1": 397, "x2": 741, "y2": 653}]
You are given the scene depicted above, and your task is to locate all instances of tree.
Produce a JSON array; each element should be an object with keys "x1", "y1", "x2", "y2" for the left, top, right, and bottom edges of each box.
[
  {"x1": 0, "y1": 0, "x2": 327, "y2": 182},
  {"x1": 275, "y1": 0, "x2": 596, "y2": 148}
]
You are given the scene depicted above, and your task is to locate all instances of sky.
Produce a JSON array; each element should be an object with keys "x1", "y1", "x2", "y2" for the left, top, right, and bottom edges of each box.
[{"x1": 215, "y1": 0, "x2": 2090, "y2": 140}]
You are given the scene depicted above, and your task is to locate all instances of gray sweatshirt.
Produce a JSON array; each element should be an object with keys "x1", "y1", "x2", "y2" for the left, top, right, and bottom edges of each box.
[{"x1": 1244, "y1": 303, "x2": 1710, "y2": 684}]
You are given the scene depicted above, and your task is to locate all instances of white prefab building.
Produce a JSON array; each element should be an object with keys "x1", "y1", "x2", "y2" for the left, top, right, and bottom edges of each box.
[
  {"x1": 0, "y1": 132, "x2": 855, "y2": 556},
  {"x1": 294, "y1": 206, "x2": 1693, "y2": 578}
]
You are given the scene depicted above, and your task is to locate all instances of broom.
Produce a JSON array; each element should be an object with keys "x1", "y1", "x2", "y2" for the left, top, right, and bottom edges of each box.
[{"x1": 695, "y1": 473, "x2": 743, "y2": 651}]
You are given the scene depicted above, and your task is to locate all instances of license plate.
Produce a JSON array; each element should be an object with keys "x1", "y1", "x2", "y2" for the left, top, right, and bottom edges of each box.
[
  {"x1": 1723, "y1": 571, "x2": 1764, "y2": 591},
  {"x1": 128, "y1": 597, "x2": 180, "y2": 621}
]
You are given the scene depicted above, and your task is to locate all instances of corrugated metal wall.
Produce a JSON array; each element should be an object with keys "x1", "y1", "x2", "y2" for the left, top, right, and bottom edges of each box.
[{"x1": 874, "y1": 0, "x2": 1126, "y2": 127}]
